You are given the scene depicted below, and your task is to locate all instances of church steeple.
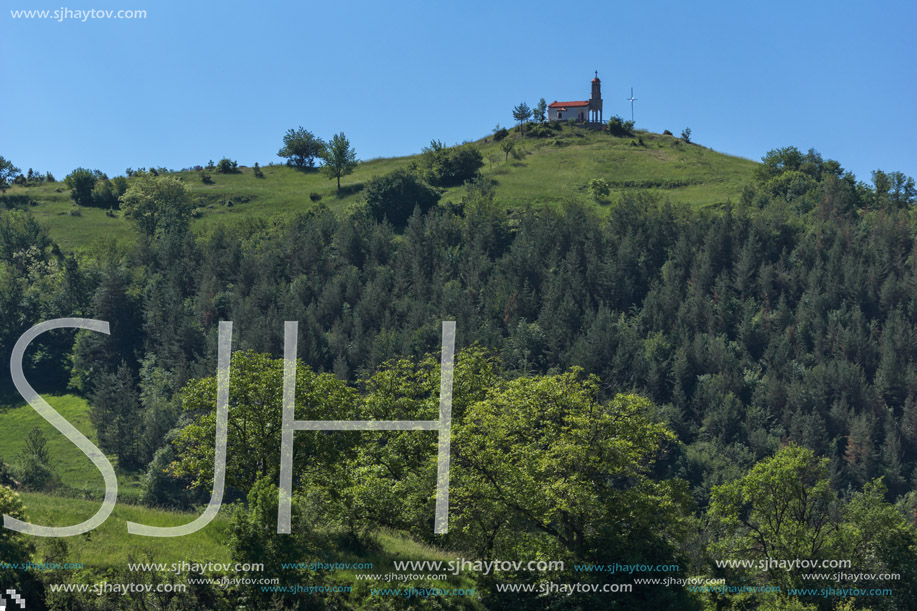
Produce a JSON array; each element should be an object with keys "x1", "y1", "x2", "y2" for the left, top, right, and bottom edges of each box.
[{"x1": 589, "y1": 72, "x2": 603, "y2": 124}]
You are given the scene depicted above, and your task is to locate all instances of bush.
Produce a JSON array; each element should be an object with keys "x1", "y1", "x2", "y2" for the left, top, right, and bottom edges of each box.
[
  {"x1": 526, "y1": 124, "x2": 552, "y2": 138},
  {"x1": 92, "y1": 179, "x2": 119, "y2": 209},
  {"x1": 309, "y1": 192, "x2": 322, "y2": 202},
  {"x1": 215, "y1": 158, "x2": 239, "y2": 174},
  {"x1": 493, "y1": 127, "x2": 509, "y2": 141},
  {"x1": 606, "y1": 115, "x2": 635, "y2": 137},
  {"x1": 252, "y1": 162, "x2": 264, "y2": 178},
  {"x1": 663, "y1": 129, "x2": 673, "y2": 136},
  {"x1": 418, "y1": 140, "x2": 484, "y2": 187},
  {"x1": 200, "y1": 171, "x2": 213, "y2": 184},
  {"x1": 64, "y1": 167, "x2": 99, "y2": 207},
  {"x1": 681, "y1": 127, "x2": 692, "y2": 143},
  {"x1": 588, "y1": 178, "x2": 610, "y2": 201},
  {"x1": 364, "y1": 168, "x2": 440, "y2": 227}
]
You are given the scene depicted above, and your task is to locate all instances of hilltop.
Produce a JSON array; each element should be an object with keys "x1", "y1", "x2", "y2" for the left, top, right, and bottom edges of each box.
[{"x1": 5, "y1": 125, "x2": 757, "y2": 252}]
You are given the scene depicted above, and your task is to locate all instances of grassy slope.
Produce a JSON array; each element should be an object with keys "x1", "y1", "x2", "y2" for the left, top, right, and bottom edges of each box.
[
  {"x1": 1, "y1": 396, "x2": 476, "y2": 588},
  {"x1": 19, "y1": 491, "x2": 233, "y2": 566},
  {"x1": 8, "y1": 125, "x2": 757, "y2": 252},
  {"x1": 0, "y1": 394, "x2": 144, "y2": 501}
]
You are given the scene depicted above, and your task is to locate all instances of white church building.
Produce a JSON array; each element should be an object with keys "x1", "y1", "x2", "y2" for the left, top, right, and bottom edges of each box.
[{"x1": 547, "y1": 73, "x2": 603, "y2": 124}]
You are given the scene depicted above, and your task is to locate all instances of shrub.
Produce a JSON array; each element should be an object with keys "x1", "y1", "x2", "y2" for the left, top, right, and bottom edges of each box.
[
  {"x1": 92, "y1": 179, "x2": 119, "y2": 209},
  {"x1": 309, "y1": 192, "x2": 322, "y2": 202},
  {"x1": 364, "y1": 168, "x2": 440, "y2": 227},
  {"x1": 681, "y1": 127, "x2": 692, "y2": 143},
  {"x1": 606, "y1": 115, "x2": 634, "y2": 137},
  {"x1": 14, "y1": 428, "x2": 59, "y2": 491},
  {"x1": 526, "y1": 124, "x2": 552, "y2": 139},
  {"x1": 663, "y1": 129, "x2": 673, "y2": 136},
  {"x1": 253, "y1": 162, "x2": 264, "y2": 178},
  {"x1": 200, "y1": 171, "x2": 213, "y2": 184},
  {"x1": 588, "y1": 178, "x2": 610, "y2": 201},
  {"x1": 64, "y1": 167, "x2": 98, "y2": 207},
  {"x1": 215, "y1": 158, "x2": 239, "y2": 174},
  {"x1": 418, "y1": 140, "x2": 483, "y2": 187},
  {"x1": 111, "y1": 175, "x2": 128, "y2": 196},
  {"x1": 493, "y1": 127, "x2": 509, "y2": 141}
]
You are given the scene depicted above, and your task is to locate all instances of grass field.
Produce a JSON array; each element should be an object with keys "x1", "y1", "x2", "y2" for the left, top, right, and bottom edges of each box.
[
  {"x1": 1, "y1": 394, "x2": 478, "y2": 587},
  {"x1": 19, "y1": 491, "x2": 233, "y2": 566},
  {"x1": 6, "y1": 125, "x2": 758, "y2": 253}
]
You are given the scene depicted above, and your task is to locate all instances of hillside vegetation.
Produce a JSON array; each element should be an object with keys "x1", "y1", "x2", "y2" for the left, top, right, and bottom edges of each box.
[{"x1": 4, "y1": 125, "x2": 756, "y2": 251}]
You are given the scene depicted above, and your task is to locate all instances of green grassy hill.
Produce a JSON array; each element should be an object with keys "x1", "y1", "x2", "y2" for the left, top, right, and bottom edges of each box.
[
  {"x1": 0, "y1": 394, "x2": 144, "y2": 501},
  {"x1": 6, "y1": 125, "x2": 757, "y2": 252}
]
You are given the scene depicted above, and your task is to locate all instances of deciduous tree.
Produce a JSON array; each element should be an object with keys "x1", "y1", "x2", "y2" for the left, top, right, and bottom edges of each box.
[{"x1": 319, "y1": 132, "x2": 357, "y2": 193}]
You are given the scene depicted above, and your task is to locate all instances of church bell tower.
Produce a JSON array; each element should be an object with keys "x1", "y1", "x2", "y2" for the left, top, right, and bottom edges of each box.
[{"x1": 589, "y1": 72, "x2": 603, "y2": 124}]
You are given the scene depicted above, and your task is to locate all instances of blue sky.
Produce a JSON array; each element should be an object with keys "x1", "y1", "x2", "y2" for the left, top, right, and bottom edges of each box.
[{"x1": 3, "y1": 0, "x2": 915, "y2": 184}]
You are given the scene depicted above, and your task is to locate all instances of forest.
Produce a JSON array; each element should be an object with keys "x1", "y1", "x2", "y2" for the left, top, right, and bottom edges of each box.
[{"x1": 2, "y1": 142, "x2": 917, "y2": 610}]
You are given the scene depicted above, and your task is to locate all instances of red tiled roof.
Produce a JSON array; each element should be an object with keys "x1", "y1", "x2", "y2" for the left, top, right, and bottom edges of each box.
[{"x1": 549, "y1": 100, "x2": 590, "y2": 108}]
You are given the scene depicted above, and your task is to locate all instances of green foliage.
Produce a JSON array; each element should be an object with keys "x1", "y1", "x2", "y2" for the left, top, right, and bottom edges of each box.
[
  {"x1": 277, "y1": 126, "x2": 324, "y2": 169},
  {"x1": 228, "y1": 477, "x2": 324, "y2": 607},
  {"x1": 606, "y1": 115, "x2": 635, "y2": 137},
  {"x1": 418, "y1": 140, "x2": 483, "y2": 186},
  {"x1": 215, "y1": 157, "x2": 238, "y2": 174},
  {"x1": 91, "y1": 178, "x2": 119, "y2": 209},
  {"x1": 64, "y1": 167, "x2": 98, "y2": 207},
  {"x1": 320, "y1": 132, "x2": 358, "y2": 192},
  {"x1": 533, "y1": 98, "x2": 547, "y2": 122},
  {"x1": 252, "y1": 161, "x2": 263, "y2": 178},
  {"x1": 871, "y1": 168, "x2": 916, "y2": 209},
  {"x1": 119, "y1": 173, "x2": 193, "y2": 238},
  {"x1": 492, "y1": 127, "x2": 509, "y2": 141},
  {"x1": 14, "y1": 427, "x2": 59, "y2": 491},
  {"x1": 363, "y1": 168, "x2": 440, "y2": 227},
  {"x1": 0, "y1": 485, "x2": 37, "y2": 597},
  {"x1": 0, "y1": 155, "x2": 21, "y2": 193},
  {"x1": 512, "y1": 102, "x2": 532, "y2": 136},
  {"x1": 681, "y1": 127, "x2": 692, "y2": 143},
  {"x1": 499, "y1": 137, "x2": 515, "y2": 162},
  {"x1": 708, "y1": 445, "x2": 840, "y2": 587},
  {"x1": 89, "y1": 363, "x2": 143, "y2": 469},
  {"x1": 170, "y1": 350, "x2": 359, "y2": 495},
  {"x1": 588, "y1": 177, "x2": 610, "y2": 201}
]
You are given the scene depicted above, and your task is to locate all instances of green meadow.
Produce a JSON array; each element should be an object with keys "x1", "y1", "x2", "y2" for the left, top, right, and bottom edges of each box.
[{"x1": 7, "y1": 125, "x2": 757, "y2": 253}]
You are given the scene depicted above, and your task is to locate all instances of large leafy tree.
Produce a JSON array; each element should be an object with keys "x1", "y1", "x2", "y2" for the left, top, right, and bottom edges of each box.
[
  {"x1": 119, "y1": 173, "x2": 193, "y2": 238},
  {"x1": 344, "y1": 351, "x2": 692, "y2": 608},
  {"x1": 170, "y1": 350, "x2": 359, "y2": 495},
  {"x1": 451, "y1": 372, "x2": 689, "y2": 562},
  {"x1": 319, "y1": 132, "x2": 357, "y2": 193},
  {"x1": 277, "y1": 126, "x2": 324, "y2": 169},
  {"x1": 708, "y1": 444, "x2": 841, "y2": 587}
]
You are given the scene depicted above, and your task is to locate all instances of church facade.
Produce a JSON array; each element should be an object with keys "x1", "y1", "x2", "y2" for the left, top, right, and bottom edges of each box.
[{"x1": 547, "y1": 73, "x2": 603, "y2": 124}]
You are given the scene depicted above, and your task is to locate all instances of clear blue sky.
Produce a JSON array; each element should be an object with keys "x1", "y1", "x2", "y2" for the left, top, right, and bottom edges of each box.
[{"x1": 3, "y1": 0, "x2": 915, "y2": 184}]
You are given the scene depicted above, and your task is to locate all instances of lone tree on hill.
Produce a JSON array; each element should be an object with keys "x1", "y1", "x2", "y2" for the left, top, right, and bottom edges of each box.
[
  {"x1": 278, "y1": 127, "x2": 324, "y2": 169},
  {"x1": 512, "y1": 102, "x2": 532, "y2": 137},
  {"x1": 320, "y1": 132, "x2": 357, "y2": 193},
  {"x1": 533, "y1": 98, "x2": 547, "y2": 123},
  {"x1": 501, "y1": 138, "x2": 516, "y2": 162}
]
